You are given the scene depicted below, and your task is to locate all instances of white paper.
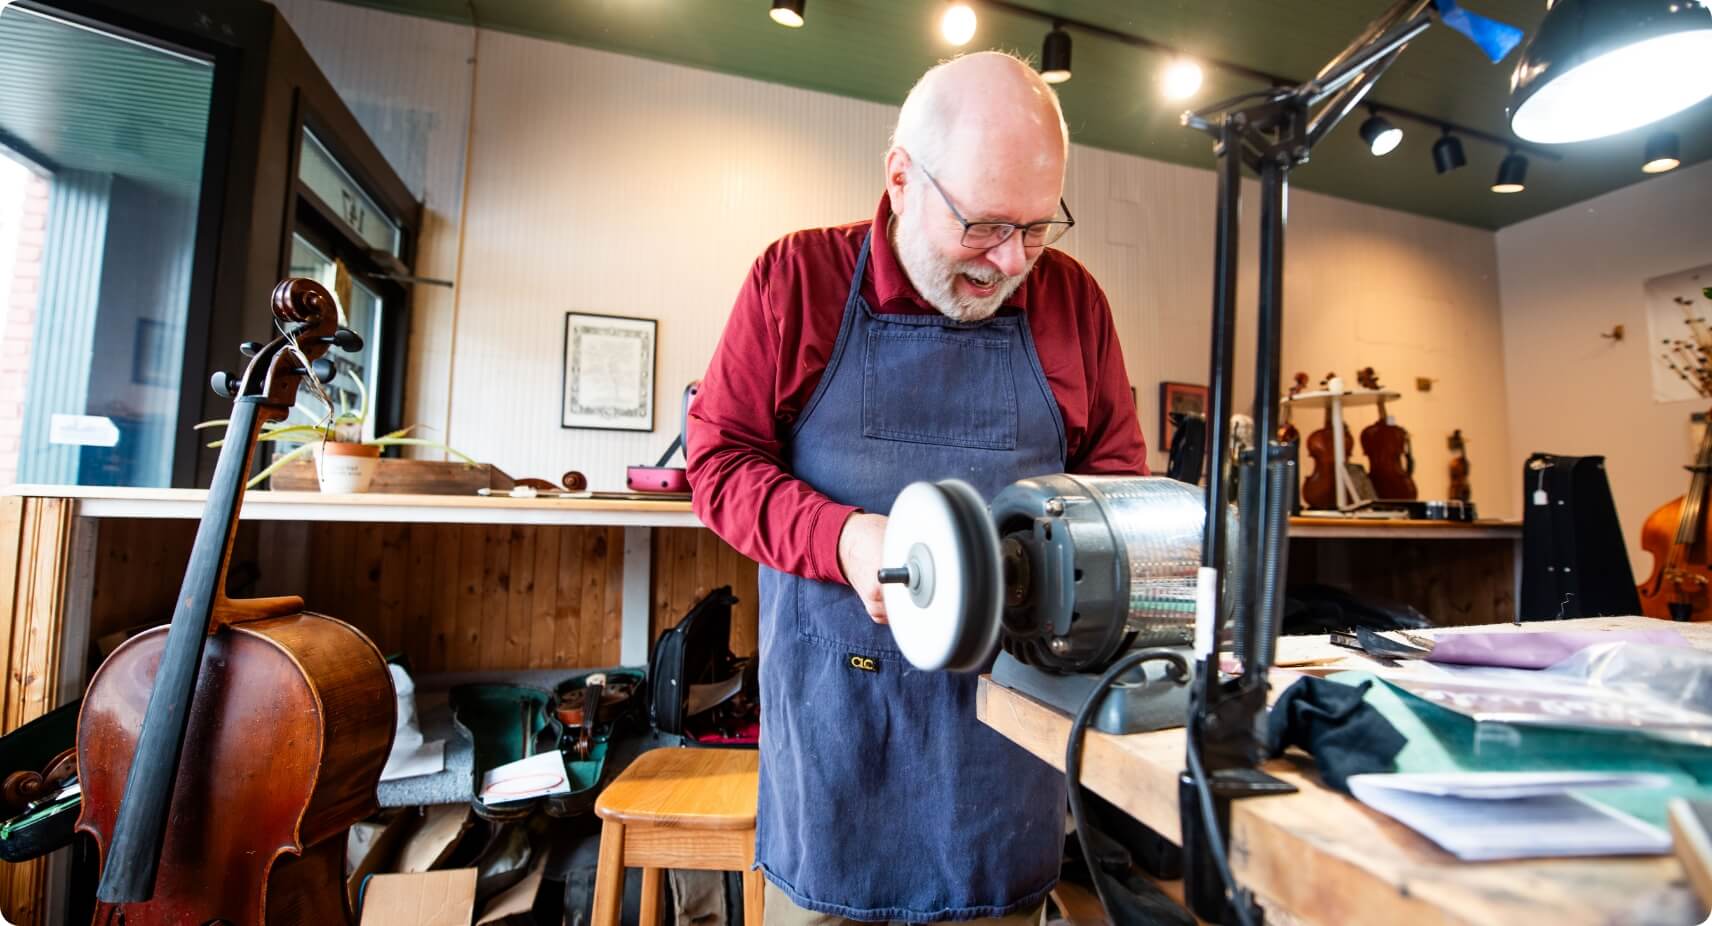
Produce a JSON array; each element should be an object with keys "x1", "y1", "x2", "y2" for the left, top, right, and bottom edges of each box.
[
  {"x1": 478, "y1": 751, "x2": 571, "y2": 805},
  {"x1": 1354, "y1": 771, "x2": 1672, "y2": 800},
  {"x1": 380, "y1": 737, "x2": 445, "y2": 782},
  {"x1": 48, "y1": 414, "x2": 119, "y2": 447},
  {"x1": 1349, "y1": 772, "x2": 1671, "y2": 861}
]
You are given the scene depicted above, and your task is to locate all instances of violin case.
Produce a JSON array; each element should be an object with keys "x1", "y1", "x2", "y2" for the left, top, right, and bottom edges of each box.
[
  {"x1": 450, "y1": 670, "x2": 646, "y2": 821},
  {"x1": 1520, "y1": 453, "x2": 1641, "y2": 621},
  {"x1": 0, "y1": 698, "x2": 82, "y2": 862},
  {"x1": 648, "y1": 586, "x2": 758, "y2": 747}
]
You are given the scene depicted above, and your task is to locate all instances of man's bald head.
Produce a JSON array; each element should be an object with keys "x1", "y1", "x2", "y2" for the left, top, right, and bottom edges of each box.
[
  {"x1": 890, "y1": 51, "x2": 1068, "y2": 181},
  {"x1": 884, "y1": 52, "x2": 1072, "y2": 322}
]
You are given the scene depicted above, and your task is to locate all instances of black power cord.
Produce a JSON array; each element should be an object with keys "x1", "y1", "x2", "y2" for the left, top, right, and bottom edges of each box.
[{"x1": 1064, "y1": 648, "x2": 1257, "y2": 926}]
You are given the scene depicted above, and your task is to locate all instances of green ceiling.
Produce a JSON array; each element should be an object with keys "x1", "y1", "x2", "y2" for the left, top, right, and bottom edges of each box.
[{"x1": 327, "y1": 0, "x2": 1711, "y2": 229}]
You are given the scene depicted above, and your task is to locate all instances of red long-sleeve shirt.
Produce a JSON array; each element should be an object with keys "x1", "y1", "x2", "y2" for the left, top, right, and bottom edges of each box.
[{"x1": 687, "y1": 194, "x2": 1147, "y2": 585}]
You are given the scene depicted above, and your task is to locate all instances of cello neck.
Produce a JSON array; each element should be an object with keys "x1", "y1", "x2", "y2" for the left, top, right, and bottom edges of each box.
[
  {"x1": 95, "y1": 397, "x2": 268, "y2": 902},
  {"x1": 1673, "y1": 414, "x2": 1712, "y2": 550}
]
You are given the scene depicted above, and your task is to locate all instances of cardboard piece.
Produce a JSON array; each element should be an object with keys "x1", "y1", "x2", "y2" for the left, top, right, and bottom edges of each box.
[
  {"x1": 360, "y1": 868, "x2": 477, "y2": 926},
  {"x1": 346, "y1": 811, "x2": 412, "y2": 912},
  {"x1": 475, "y1": 853, "x2": 548, "y2": 924},
  {"x1": 397, "y1": 803, "x2": 474, "y2": 874}
]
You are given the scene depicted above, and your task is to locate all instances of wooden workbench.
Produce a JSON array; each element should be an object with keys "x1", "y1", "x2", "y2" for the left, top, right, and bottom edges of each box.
[{"x1": 977, "y1": 616, "x2": 1709, "y2": 926}]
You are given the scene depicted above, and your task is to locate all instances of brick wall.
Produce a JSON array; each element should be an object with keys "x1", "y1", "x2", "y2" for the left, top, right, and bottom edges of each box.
[{"x1": 0, "y1": 175, "x2": 48, "y2": 486}]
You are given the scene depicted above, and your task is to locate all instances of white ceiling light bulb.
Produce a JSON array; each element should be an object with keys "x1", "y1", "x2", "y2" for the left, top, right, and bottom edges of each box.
[
  {"x1": 1162, "y1": 57, "x2": 1204, "y2": 101},
  {"x1": 941, "y1": 3, "x2": 977, "y2": 46}
]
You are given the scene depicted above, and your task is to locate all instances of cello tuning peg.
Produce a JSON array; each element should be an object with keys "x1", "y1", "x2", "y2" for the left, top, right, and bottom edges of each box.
[
  {"x1": 311, "y1": 358, "x2": 337, "y2": 385},
  {"x1": 239, "y1": 341, "x2": 264, "y2": 357},
  {"x1": 321, "y1": 328, "x2": 363, "y2": 352},
  {"x1": 210, "y1": 370, "x2": 237, "y2": 398}
]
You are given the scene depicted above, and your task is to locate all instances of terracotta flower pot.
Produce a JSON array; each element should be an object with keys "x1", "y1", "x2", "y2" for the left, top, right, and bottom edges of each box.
[{"x1": 312, "y1": 441, "x2": 382, "y2": 493}]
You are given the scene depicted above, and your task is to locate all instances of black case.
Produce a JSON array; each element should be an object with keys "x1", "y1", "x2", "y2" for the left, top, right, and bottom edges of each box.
[
  {"x1": 647, "y1": 586, "x2": 757, "y2": 746},
  {"x1": 1520, "y1": 453, "x2": 1642, "y2": 620}
]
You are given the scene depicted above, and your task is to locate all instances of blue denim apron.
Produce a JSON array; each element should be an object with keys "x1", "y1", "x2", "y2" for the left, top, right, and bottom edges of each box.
[{"x1": 755, "y1": 230, "x2": 1068, "y2": 922}]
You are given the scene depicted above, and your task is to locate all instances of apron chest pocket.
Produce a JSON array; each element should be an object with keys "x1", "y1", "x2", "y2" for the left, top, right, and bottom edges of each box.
[{"x1": 861, "y1": 329, "x2": 1018, "y2": 451}]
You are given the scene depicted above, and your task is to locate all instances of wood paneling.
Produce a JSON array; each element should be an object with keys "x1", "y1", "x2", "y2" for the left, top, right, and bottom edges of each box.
[
  {"x1": 0, "y1": 497, "x2": 79, "y2": 924},
  {"x1": 80, "y1": 519, "x2": 756, "y2": 675},
  {"x1": 1288, "y1": 536, "x2": 1516, "y2": 627},
  {"x1": 650, "y1": 528, "x2": 760, "y2": 657}
]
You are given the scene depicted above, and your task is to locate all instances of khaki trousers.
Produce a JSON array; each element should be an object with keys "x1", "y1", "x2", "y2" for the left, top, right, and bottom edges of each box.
[{"x1": 762, "y1": 881, "x2": 1047, "y2": 926}]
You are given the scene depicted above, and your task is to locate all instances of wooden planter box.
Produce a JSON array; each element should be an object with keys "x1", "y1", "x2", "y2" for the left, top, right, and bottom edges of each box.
[{"x1": 267, "y1": 458, "x2": 515, "y2": 495}]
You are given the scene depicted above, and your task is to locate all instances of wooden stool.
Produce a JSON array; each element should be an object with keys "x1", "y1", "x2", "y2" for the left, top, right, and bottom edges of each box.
[{"x1": 592, "y1": 747, "x2": 763, "y2": 926}]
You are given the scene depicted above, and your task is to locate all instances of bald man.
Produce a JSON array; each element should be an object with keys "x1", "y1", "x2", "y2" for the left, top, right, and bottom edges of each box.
[{"x1": 688, "y1": 53, "x2": 1147, "y2": 925}]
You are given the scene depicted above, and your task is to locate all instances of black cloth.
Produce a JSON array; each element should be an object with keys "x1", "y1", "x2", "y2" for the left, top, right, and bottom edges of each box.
[{"x1": 1264, "y1": 677, "x2": 1405, "y2": 792}]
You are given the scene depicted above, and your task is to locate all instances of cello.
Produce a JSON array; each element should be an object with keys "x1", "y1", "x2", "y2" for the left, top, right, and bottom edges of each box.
[
  {"x1": 1356, "y1": 367, "x2": 1417, "y2": 500},
  {"x1": 77, "y1": 279, "x2": 396, "y2": 924},
  {"x1": 1301, "y1": 372, "x2": 1353, "y2": 511},
  {"x1": 1638, "y1": 411, "x2": 1712, "y2": 622}
]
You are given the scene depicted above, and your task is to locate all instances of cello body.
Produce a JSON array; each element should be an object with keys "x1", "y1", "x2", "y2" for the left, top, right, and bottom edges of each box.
[
  {"x1": 1638, "y1": 494, "x2": 1712, "y2": 621},
  {"x1": 1637, "y1": 409, "x2": 1712, "y2": 622},
  {"x1": 75, "y1": 278, "x2": 395, "y2": 923},
  {"x1": 78, "y1": 616, "x2": 392, "y2": 924}
]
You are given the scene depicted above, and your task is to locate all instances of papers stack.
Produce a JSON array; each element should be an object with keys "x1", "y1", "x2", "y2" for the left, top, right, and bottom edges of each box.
[{"x1": 1347, "y1": 771, "x2": 1673, "y2": 861}]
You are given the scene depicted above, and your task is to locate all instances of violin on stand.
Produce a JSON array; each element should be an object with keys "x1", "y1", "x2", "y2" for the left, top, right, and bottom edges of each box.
[
  {"x1": 77, "y1": 279, "x2": 396, "y2": 924},
  {"x1": 1301, "y1": 372, "x2": 1354, "y2": 512},
  {"x1": 1639, "y1": 411, "x2": 1712, "y2": 622},
  {"x1": 1448, "y1": 430, "x2": 1471, "y2": 502},
  {"x1": 1356, "y1": 367, "x2": 1416, "y2": 500}
]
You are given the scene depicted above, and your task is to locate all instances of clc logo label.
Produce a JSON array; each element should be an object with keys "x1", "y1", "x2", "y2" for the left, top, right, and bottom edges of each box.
[{"x1": 847, "y1": 654, "x2": 878, "y2": 672}]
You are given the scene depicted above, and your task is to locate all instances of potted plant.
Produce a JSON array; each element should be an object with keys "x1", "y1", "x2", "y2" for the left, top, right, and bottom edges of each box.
[{"x1": 198, "y1": 373, "x2": 473, "y2": 493}]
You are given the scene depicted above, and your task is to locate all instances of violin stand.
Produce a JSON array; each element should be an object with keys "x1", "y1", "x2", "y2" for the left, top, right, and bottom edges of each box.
[{"x1": 1281, "y1": 380, "x2": 1403, "y2": 516}]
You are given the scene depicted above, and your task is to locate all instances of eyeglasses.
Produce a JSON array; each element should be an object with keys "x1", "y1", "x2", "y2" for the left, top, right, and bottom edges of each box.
[{"x1": 918, "y1": 166, "x2": 1075, "y2": 250}]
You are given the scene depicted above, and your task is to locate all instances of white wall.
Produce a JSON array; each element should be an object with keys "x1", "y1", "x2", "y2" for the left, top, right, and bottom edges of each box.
[
  {"x1": 273, "y1": 0, "x2": 1512, "y2": 518},
  {"x1": 1499, "y1": 159, "x2": 1712, "y2": 578}
]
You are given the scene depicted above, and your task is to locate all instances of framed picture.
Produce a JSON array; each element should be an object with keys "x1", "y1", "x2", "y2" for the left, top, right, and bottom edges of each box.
[
  {"x1": 1158, "y1": 381, "x2": 1208, "y2": 451},
  {"x1": 562, "y1": 312, "x2": 657, "y2": 431}
]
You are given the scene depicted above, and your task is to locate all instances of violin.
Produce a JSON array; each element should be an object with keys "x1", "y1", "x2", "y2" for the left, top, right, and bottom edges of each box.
[
  {"x1": 1356, "y1": 367, "x2": 1417, "y2": 500},
  {"x1": 1448, "y1": 429, "x2": 1471, "y2": 503},
  {"x1": 77, "y1": 279, "x2": 396, "y2": 924},
  {"x1": 1638, "y1": 411, "x2": 1712, "y2": 622},
  {"x1": 1278, "y1": 372, "x2": 1308, "y2": 445},
  {"x1": 1301, "y1": 372, "x2": 1353, "y2": 511}
]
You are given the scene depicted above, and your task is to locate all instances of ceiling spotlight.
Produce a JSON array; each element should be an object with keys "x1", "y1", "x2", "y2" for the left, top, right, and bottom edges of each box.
[
  {"x1": 1161, "y1": 57, "x2": 1203, "y2": 101},
  {"x1": 1040, "y1": 26, "x2": 1072, "y2": 84},
  {"x1": 1509, "y1": 0, "x2": 1712, "y2": 143},
  {"x1": 941, "y1": 2, "x2": 976, "y2": 46},
  {"x1": 1431, "y1": 128, "x2": 1467, "y2": 174},
  {"x1": 769, "y1": 0, "x2": 805, "y2": 28},
  {"x1": 1359, "y1": 110, "x2": 1403, "y2": 157},
  {"x1": 1492, "y1": 151, "x2": 1528, "y2": 193},
  {"x1": 1642, "y1": 130, "x2": 1681, "y2": 173}
]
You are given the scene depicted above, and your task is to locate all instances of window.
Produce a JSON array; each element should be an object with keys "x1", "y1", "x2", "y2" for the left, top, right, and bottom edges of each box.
[{"x1": 0, "y1": 5, "x2": 213, "y2": 487}]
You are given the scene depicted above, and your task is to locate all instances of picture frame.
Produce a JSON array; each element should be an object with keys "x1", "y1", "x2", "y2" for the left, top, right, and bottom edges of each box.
[
  {"x1": 1158, "y1": 381, "x2": 1208, "y2": 452},
  {"x1": 561, "y1": 312, "x2": 657, "y2": 432}
]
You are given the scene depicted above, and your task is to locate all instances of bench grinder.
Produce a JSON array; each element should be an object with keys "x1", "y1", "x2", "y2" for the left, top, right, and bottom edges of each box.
[{"x1": 877, "y1": 473, "x2": 1220, "y2": 733}]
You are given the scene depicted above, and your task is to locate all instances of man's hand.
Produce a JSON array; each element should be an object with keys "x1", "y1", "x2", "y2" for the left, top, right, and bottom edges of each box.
[{"x1": 838, "y1": 512, "x2": 890, "y2": 624}]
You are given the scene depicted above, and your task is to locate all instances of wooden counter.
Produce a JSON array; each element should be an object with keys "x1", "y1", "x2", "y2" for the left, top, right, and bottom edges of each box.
[
  {"x1": 8, "y1": 484, "x2": 700, "y2": 527},
  {"x1": 977, "y1": 616, "x2": 1709, "y2": 926}
]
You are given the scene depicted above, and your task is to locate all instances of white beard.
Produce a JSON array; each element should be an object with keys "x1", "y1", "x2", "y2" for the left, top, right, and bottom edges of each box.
[{"x1": 892, "y1": 208, "x2": 1033, "y2": 323}]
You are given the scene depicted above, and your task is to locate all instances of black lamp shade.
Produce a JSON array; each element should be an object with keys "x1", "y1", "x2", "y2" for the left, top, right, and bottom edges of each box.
[
  {"x1": 1492, "y1": 153, "x2": 1528, "y2": 193},
  {"x1": 1040, "y1": 28, "x2": 1072, "y2": 83},
  {"x1": 1642, "y1": 130, "x2": 1681, "y2": 173},
  {"x1": 1432, "y1": 133, "x2": 1467, "y2": 174},
  {"x1": 770, "y1": 0, "x2": 805, "y2": 28},
  {"x1": 1359, "y1": 114, "x2": 1403, "y2": 156},
  {"x1": 1509, "y1": 0, "x2": 1712, "y2": 143}
]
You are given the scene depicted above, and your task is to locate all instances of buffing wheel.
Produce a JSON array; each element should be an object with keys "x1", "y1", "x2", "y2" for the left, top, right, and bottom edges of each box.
[{"x1": 880, "y1": 480, "x2": 1003, "y2": 671}]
